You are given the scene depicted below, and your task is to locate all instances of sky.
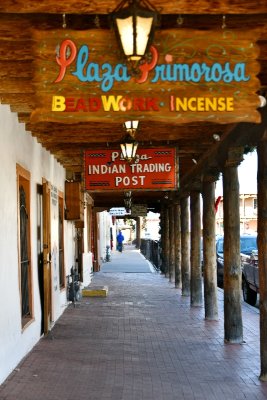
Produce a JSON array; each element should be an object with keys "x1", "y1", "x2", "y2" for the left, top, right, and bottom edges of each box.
[{"x1": 215, "y1": 150, "x2": 257, "y2": 196}]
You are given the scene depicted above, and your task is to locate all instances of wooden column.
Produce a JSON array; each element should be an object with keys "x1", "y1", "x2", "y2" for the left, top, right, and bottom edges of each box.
[
  {"x1": 257, "y1": 138, "x2": 267, "y2": 381},
  {"x1": 169, "y1": 205, "x2": 175, "y2": 283},
  {"x1": 190, "y1": 191, "x2": 202, "y2": 306},
  {"x1": 202, "y1": 179, "x2": 218, "y2": 320},
  {"x1": 164, "y1": 207, "x2": 170, "y2": 278},
  {"x1": 180, "y1": 197, "x2": 190, "y2": 296},
  {"x1": 223, "y1": 147, "x2": 243, "y2": 343},
  {"x1": 174, "y1": 202, "x2": 181, "y2": 288}
]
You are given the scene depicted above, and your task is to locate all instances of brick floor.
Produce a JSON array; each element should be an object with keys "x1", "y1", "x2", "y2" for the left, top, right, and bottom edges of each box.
[{"x1": 1, "y1": 248, "x2": 267, "y2": 400}]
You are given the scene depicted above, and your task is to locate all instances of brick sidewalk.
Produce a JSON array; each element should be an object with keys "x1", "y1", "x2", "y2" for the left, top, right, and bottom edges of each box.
[{"x1": 0, "y1": 251, "x2": 267, "y2": 400}]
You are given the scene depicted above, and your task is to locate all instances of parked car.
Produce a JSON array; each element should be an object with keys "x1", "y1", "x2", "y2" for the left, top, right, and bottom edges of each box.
[
  {"x1": 242, "y1": 249, "x2": 258, "y2": 306},
  {"x1": 216, "y1": 236, "x2": 224, "y2": 286},
  {"x1": 216, "y1": 234, "x2": 257, "y2": 287}
]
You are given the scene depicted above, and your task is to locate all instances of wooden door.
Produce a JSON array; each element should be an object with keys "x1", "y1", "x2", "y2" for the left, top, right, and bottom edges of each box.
[
  {"x1": 37, "y1": 184, "x2": 44, "y2": 335},
  {"x1": 42, "y1": 180, "x2": 52, "y2": 335}
]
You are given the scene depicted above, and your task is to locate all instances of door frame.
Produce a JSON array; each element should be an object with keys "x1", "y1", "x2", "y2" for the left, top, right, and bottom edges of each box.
[{"x1": 42, "y1": 179, "x2": 52, "y2": 335}]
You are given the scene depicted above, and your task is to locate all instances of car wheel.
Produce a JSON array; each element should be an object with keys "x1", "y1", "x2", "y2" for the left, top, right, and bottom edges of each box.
[{"x1": 242, "y1": 278, "x2": 257, "y2": 306}]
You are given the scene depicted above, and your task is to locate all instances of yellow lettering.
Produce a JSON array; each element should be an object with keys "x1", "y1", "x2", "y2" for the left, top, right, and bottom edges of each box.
[
  {"x1": 197, "y1": 97, "x2": 205, "y2": 111},
  {"x1": 173, "y1": 96, "x2": 234, "y2": 112},
  {"x1": 205, "y1": 98, "x2": 217, "y2": 111},
  {"x1": 175, "y1": 98, "x2": 188, "y2": 111},
  {"x1": 188, "y1": 98, "x2": 197, "y2": 111},
  {"x1": 226, "y1": 97, "x2": 234, "y2": 111},
  {"x1": 101, "y1": 95, "x2": 122, "y2": 111},
  {"x1": 217, "y1": 97, "x2": 226, "y2": 111},
  {"x1": 52, "y1": 96, "x2": 66, "y2": 111}
]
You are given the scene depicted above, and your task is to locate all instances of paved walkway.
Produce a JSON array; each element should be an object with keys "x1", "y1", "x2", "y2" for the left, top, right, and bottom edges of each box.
[
  {"x1": 101, "y1": 244, "x2": 153, "y2": 273},
  {"x1": 1, "y1": 247, "x2": 267, "y2": 400}
]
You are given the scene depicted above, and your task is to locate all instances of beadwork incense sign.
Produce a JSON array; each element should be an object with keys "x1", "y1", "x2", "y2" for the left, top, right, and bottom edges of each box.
[{"x1": 31, "y1": 28, "x2": 261, "y2": 124}]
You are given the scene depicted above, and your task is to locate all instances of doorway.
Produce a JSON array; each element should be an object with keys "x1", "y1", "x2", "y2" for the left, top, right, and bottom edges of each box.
[{"x1": 37, "y1": 181, "x2": 52, "y2": 335}]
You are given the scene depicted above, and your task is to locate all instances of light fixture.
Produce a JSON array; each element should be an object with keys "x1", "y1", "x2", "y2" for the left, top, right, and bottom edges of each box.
[
  {"x1": 120, "y1": 120, "x2": 139, "y2": 162},
  {"x1": 123, "y1": 120, "x2": 139, "y2": 135},
  {"x1": 213, "y1": 133, "x2": 221, "y2": 142},
  {"x1": 258, "y1": 95, "x2": 267, "y2": 108},
  {"x1": 111, "y1": 0, "x2": 159, "y2": 64},
  {"x1": 124, "y1": 197, "x2": 132, "y2": 209},
  {"x1": 124, "y1": 191, "x2": 132, "y2": 198}
]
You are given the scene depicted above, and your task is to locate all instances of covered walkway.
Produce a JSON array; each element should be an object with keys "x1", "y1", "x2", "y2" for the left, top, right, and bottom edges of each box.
[{"x1": 0, "y1": 247, "x2": 266, "y2": 400}]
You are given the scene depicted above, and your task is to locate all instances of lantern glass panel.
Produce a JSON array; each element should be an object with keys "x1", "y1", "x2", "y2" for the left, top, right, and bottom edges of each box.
[
  {"x1": 136, "y1": 16, "x2": 153, "y2": 56},
  {"x1": 116, "y1": 16, "x2": 135, "y2": 58}
]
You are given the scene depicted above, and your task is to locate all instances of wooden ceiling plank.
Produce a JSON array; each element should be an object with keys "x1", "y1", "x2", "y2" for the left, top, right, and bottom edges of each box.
[
  {"x1": 1, "y1": 94, "x2": 35, "y2": 110},
  {"x1": 0, "y1": 78, "x2": 34, "y2": 94},
  {"x1": 0, "y1": 1, "x2": 267, "y2": 14},
  {"x1": 0, "y1": 14, "x2": 266, "y2": 42},
  {"x1": 0, "y1": 61, "x2": 33, "y2": 79},
  {"x1": 0, "y1": 41, "x2": 33, "y2": 60},
  {"x1": 17, "y1": 113, "x2": 31, "y2": 123}
]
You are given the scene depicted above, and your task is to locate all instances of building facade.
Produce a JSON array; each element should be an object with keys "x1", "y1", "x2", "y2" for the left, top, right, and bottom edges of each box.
[
  {"x1": 0, "y1": 104, "x2": 96, "y2": 384},
  {"x1": 216, "y1": 193, "x2": 258, "y2": 235}
]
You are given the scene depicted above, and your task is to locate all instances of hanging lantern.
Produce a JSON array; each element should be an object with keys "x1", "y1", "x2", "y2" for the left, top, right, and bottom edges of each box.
[
  {"x1": 120, "y1": 133, "x2": 138, "y2": 163},
  {"x1": 123, "y1": 120, "x2": 139, "y2": 134},
  {"x1": 111, "y1": 0, "x2": 159, "y2": 62},
  {"x1": 120, "y1": 120, "x2": 139, "y2": 162}
]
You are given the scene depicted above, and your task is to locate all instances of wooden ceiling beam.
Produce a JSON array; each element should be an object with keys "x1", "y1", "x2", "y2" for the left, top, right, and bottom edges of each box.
[
  {"x1": 0, "y1": 61, "x2": 33, "y2": 79},
  {"x1": 0, "y1": 1, "x2": 267, "y2": 14},
  {"x1": 25, "y1": 123, "x2": 228, "y2": 136},
  {"x1": 0, "y1": 41, "x2": 33, "y2": 60},
  {"x1": 1, "y1": 94, "x2": 34, "y2": 111},
  {"x1": 0, "y1": 78, "x2": 34, "y2": 94},
  {"x1": 0, "y1": 14, "x2": 267, "y2": 41},
  {"x1": 179, "y1": 108, "x2": 267, "y2": 196},
  {"x1": 17, "y1": 113, "x2": 31, "y2": 124},
  {"x1": 38, "y1": 143, "x2": 211, "y2": 158}
]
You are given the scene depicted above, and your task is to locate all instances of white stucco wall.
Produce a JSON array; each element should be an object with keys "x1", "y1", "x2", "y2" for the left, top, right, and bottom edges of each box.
[
  {"x1": 80, "y1": 200, "x2": 93, "y2": 287},
  {"x1": 0, "y1": 105, "x2": 76, "y2": 384},
  {"x1": 97, "y1": 211, "x2": 111, "y2": 265}
]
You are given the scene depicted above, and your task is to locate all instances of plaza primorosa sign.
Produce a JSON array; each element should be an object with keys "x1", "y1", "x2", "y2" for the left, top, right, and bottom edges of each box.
[
  {"x1": 31, "y1": 28, "x2": 261, "y2": 124},
  {"x1": 84, "y1": 148, "x2": 176, "y2": 191}
]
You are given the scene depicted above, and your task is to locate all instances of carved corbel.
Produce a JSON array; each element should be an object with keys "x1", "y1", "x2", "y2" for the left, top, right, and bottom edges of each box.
[{"x1": 224, "y1": 146, "x2": 244, "y2": 168}]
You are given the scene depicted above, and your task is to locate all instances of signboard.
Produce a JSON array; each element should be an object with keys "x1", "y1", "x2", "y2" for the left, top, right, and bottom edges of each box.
[
  {"x1": 131, "y1": 204, "x2": 147, "y2": 217},
  {"x1": 84, "y1": 148, "x2": 177, "y2": 191},
  {"x1": 109, "y1": 207, "x2": 129, "y2": 216},
  {"x1": 31, "y1": 28, "x2": 261, "y2": 124}
]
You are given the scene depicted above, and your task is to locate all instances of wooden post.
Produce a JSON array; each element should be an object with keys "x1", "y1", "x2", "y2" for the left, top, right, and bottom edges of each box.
[
  {"x1": 202, "y1": 179, "x2": 218, "y2": 320},
  {"x1": 257, "y1": 138, "x2": 267, "y2": 381},
  {"x1": 164, "y1": 207, "x2": 170, "y2": 278},
  {"x1": 169, "y1": 205, "x2": 175, "y2": 283},
  {"x1": 190, "y1": 191, "x2": 203, "y2": 306},
  {"x1": 180, "y1": 197, "x2": 190, "y2": 296},
  {"x1": 223, "y1": 147, "x2": 243, "y2": 343},
  {"x1": 174, "y1": 202, "x2": 181, "y2": 288}
]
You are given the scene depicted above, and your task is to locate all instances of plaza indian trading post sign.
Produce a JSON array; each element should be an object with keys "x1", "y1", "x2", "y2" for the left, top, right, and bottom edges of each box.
[
  {"x1": 84, "y1": 148, "x2": 176, "y2": 191},
  {"x1": 30, "y1": 28, "x2": 261, "y2": 124}
]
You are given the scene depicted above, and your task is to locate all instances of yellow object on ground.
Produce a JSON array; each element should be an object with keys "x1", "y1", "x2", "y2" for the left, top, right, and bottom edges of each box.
[{"x1": 82, "y1": 285, "x2": 108, "y2": 297}]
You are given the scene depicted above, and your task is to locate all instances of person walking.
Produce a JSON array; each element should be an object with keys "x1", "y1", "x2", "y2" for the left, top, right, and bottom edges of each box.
[{"x1": 116, "y1": 230, "x2": 124, "y2": 252}]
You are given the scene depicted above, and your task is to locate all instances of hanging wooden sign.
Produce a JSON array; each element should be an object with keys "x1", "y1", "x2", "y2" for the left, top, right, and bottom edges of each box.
[
  {"x1": 84, "y1": 148, "x2": 177, "y2": 191},
  {"x1": 31, "y1": 28, "x2": 261, "y2": 124},
  {"x1": 131, "y1": 204, "x2": 147, "y2": 217}
]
